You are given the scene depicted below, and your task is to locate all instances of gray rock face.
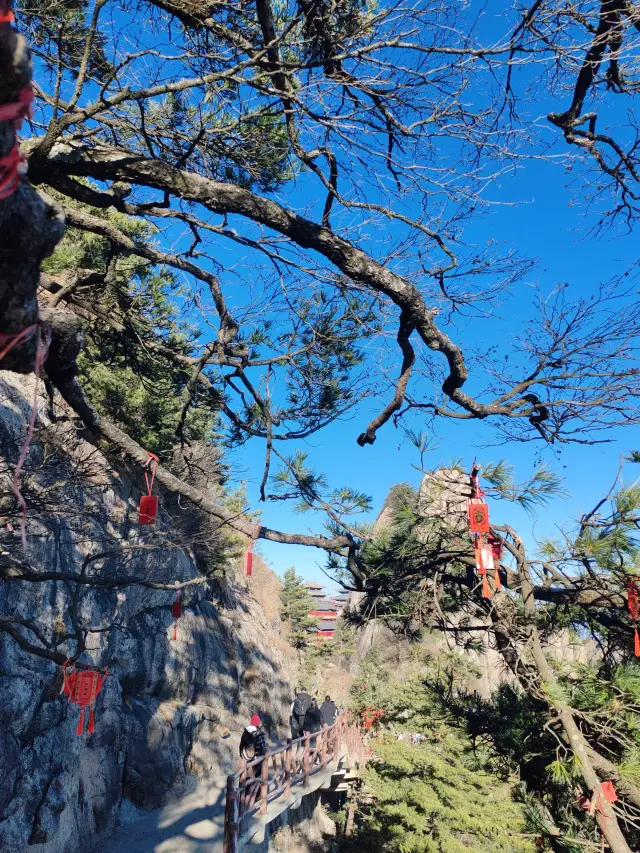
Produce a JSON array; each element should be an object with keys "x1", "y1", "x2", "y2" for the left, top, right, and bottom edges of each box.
[{"x1": 0, "y1": 374, "x2": 297, "y2": 853}]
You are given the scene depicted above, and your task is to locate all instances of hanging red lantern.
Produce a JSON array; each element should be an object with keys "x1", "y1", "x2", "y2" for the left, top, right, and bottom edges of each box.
[
  {"x1": 468, "y1": 500, "x2": 490, "y2": 533},
  {"x1": 246, "y1": 541, "x2": 253, "y2": 577},
  {"x1": 62, "y1": 661, "x2": 108, "y2": 736},
  {"x1": 474, "y1": 538, "x2": 492, "y2": 599},
  {"x1": 139, "y1": 451, "x2": 159, "y2": 525},
  {"x1": 171, "y1": 590, "x2": 182, "y2": 641}
]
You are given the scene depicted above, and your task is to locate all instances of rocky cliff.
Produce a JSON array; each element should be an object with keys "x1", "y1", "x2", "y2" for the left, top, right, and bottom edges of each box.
[{"x1": 0, "y1": 374, "x2": 297, "y2": 853}]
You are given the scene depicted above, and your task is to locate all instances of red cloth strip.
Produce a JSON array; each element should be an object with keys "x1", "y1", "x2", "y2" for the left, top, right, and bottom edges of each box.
[{"x1": 143, "y1": 451, "x2": 158, "y2": 495}]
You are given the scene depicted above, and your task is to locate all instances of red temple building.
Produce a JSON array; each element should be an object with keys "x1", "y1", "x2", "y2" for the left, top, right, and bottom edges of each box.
[{"x1": 303, "y1": 582, "x2": 348, "y2": 641}]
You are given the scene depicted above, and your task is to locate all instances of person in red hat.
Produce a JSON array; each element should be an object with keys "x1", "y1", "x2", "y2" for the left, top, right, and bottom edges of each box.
[{"x1": 240, "y1": 714, "x2": 268, "y2": 777}]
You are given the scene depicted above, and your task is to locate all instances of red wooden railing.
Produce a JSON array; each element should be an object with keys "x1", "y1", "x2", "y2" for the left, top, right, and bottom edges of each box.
[{"x1": 223, "y1": 712, "x2": 367, "y2": 853}]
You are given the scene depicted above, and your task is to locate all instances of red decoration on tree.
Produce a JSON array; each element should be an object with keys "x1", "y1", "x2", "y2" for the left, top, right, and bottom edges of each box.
[
  {"x1": 488, "y1": 535, "x2": 502, "y2": 562},
  {"x1": 361, "y1": 706, "x2": 384, "y2": 730},
  {"x1": 139, "y1": 451, "x2": 159, "y2": 524},
  {"x1": 628, "y1": 580, "x2": 639, "y2": 620},
  {"x1": 628, "y1": 580, "x2": 640, "y2": 657},
  {"x1": 246, "y1": 541, "x2": 253, "y2": 577},
  {"x1": 171, "y1": 590, "x2": 182, "y2": 641},
  {"x1": 468, "y1": 500, "x2": 489, "y2": 533},
  {"x1": 474, "y1": 538, "x2": 492, "y2": 599},
  {"x1": 488, "y1": 535, "x2": 502, "y2": 590},
  {"x1": 62, "y1": 662, "x2": 108, "y2": 736},
  {"x1": 600, "y1": 781, "x2": 617, "y2": 803}
]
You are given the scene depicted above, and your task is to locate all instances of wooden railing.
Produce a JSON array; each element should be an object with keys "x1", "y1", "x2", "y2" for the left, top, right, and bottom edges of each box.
[{"x1": 223, "y1": 712, "x2": 366, "y2": 853}]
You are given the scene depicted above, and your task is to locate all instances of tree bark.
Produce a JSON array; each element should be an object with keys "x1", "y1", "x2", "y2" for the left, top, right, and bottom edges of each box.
[
  {"x1": 37, "y1": 144, "x2": 494, "y2": 418},
  {"x1": 48, "y1": 372, "x2": 352, "y2": 554},
  {"x1": 0, "y1": 20, "x2": 64, "y2": 371}
]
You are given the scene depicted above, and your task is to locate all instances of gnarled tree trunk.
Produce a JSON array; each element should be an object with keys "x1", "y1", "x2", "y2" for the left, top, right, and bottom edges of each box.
[{"x1": 0, "y1": 11, "x2": 64, "y2": 372}]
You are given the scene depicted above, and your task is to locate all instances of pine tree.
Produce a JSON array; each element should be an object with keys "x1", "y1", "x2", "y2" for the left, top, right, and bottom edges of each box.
[
  {"x1": 280, "y1": 568, "x2": 319, "y2": 649},
  {"x1": 340, "y1": 649, "x2": 537, "y2": 853}
]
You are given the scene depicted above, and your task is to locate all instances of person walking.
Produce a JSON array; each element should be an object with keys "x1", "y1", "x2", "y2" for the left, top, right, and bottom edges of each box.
[
  {"x1": 240, "y1": 714, "x2": 268, "y2": 777},
  {"x1": 290, "y1": 686, "x2": 313, "y2": 741},
  {"x1": 303, "y1": 696, "x2": 323, "y2": 752},
  {"x1": 320, "y1": 695, "x2": 337, "y2": 727}
]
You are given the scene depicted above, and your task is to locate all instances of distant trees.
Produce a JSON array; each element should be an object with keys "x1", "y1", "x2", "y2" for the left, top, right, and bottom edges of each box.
[{"x1": 279, "y1": 567, "x2": 318, "y2": 649}]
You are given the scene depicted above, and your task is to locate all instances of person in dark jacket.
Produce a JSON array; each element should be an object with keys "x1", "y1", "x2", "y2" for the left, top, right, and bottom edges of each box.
[
  {"x1": 303, "y1": 697, "x2": 323, "y2": 750},
  {"x1": 320, "y1": 695, "x2": 337, "y2": 727},
  {"x1": 240, "y1": 714, "x2": 268, "y2": 776},
  {"x1": 290, "y1": 687, "x2": 313, "y2": 741}
]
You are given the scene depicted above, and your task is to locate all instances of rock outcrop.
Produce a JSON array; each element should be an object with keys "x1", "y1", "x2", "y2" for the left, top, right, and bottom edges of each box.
[{"x1": 0, "y1": 374, "x2": 297, "y2": 853}]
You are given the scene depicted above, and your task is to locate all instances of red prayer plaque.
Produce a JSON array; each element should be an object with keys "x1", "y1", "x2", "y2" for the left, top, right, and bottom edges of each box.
[
  {"x1": 468, "y1": 501, "x2": 489, "y2": 533},
  {"x1": 139, "y1": 494, "x2": 158, "y2": 525}
]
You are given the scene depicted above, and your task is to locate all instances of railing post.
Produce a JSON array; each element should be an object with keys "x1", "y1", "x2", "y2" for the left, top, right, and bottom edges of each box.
[
  {"x1": 321, "y1": 723, "x2": 328, "y2": 769},
  {"x1": 224, "y1": 774, "x2": 239, "y2": 853},
  {"x1": 285, "y1": 738, "x2": 292, "y2": 797},
  {"x1": 260, "y1": 753, "x2": 269, "y2": 815},
  {"x1": 239, "y1": 762, "x2": 247, "y2": 814},
  {"x1": 303, "y1": 735, "x2": 310, "y2": 788}
]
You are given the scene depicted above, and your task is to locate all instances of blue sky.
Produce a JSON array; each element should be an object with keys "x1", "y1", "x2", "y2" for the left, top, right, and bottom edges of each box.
[
  {"x1": 25, "y1": 0, "x2": 639, "y2": 591},
  {"x1": 110, "y1": 1, "x2": 637, "y2": 591},
  {"x1": 233, "y1": 148, "x2": 640, "y2": 590}
]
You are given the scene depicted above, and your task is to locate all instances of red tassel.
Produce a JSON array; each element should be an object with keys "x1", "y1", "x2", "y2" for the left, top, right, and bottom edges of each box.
[
  {"x1": 482, "y1": 574, "x2": 492, "y2": 599},
  {"x1": 246, "y1": 542, "x2": 253, "y2": 577},
  {"x1": 494, "y1": 566, "x2": 502, "y2": 590},
  {"x1": 635, "y1": 626, "x2": 640, "y2": 658},
  {"x1": 173, "y1": 623, "x2": 178, "y2": 642},
  {"x1": 88, "y1": 707, "x2": 95, "y2": 734},
  {"x1": 600, "y1": 781, "x2": 617, "y2": 803},
  {"x1": 76, "y1": 707, "x2": 85, "y2": 736}
]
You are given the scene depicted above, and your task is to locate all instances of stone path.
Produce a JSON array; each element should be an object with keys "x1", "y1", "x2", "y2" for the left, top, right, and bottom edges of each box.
[
  {"x1": 95, "y1": 783, "x2": 227, "y2": 853},
  {"x1": 95, "y1": 752, "x2": 350, "y2": 851}
]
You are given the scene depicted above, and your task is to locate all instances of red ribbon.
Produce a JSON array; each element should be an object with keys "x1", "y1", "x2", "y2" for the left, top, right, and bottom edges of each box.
[
  {"x1": 0, "y1": 325, "x2": 51, "y2": 549},
  {"x1": 0, "y1": 86, "x2": 34, "y2": 200},
  {"x1": 246, "y1": 541, "x2": 254, "y2": 577},
  {"x1": 143, "y1": 451, "x2": 158, "y2": 495}
]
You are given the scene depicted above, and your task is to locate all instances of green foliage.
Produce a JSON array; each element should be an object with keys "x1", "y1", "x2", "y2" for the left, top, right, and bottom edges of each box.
[
  {"x1": 43, "y1": 202, "x2": 220, "y2": 458},
  {"x1": 350, "y1": 736, "x2": 536, "y2": 853},
  {"x1": 344, "y1": 462, "x2": 640, "y2": 852},
  {"x1": 279, "y1": 567, "x2": 319, "y2": 649},
  {"x1": 341, "y1": 652, "x2": 536, "y2": 853},
  {"x1": 77, "y1": 358, "x2": 214, "y2": 456},
  {"x1": 468, "y1": 670, "x2": 640, "y2": 849},
  {"x1": 331, "y1": 618, "x2": 357, "y2": 662},
  {"x1": 271, "y1": 451, "x2": 371, "y2": 517},
  {"x1": 481, "y1": 460, "x2": 566, "y2": 511}
]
